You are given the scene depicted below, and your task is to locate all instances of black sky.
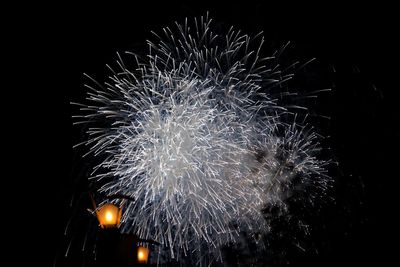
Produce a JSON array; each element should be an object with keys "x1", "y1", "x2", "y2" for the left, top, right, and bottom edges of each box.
[{"x1": 24, "y1": 2, "x2": 399, "y2": 266}]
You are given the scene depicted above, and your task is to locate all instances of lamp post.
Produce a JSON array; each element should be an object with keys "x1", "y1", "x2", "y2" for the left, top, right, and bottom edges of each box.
[{"x1": 90, "y1": 192, "x2": 159, "y2": 266}]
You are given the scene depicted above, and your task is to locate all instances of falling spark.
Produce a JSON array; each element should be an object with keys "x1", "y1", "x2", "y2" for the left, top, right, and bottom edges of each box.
[
  {"x1": 82, "y1": 232, "x2": 88, "y2": 252},
  {"x1": 64, "y1": 218, "x2": 72, "y2": 236},
  {"x1": 65, "y1": 237, "x2": 73, "y2": 258},
  {"x1": 75, "y1": 13, "x2": 330, "y2": 265}
]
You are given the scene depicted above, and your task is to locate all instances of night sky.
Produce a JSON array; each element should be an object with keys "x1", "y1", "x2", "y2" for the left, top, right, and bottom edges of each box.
[{"x1": 26, "y1": 2, "x2": 398, "y2": 266}]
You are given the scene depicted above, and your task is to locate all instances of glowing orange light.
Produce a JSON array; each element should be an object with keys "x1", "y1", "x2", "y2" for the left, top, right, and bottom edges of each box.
[
  {"x1": 96, "y1": 203, "x2": 122, "y2": 228},
  {"x1": 137, "y1": 246, "x2": 149, "y2": 264},
  {"x1": 105, "y1": 211, "x2": 113, "y2": 222}
]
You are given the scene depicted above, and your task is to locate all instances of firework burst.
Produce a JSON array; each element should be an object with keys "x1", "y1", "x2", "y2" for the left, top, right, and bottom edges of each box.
[{"x1": 74, "y1": 13, "x2": 330, "y2": 265}]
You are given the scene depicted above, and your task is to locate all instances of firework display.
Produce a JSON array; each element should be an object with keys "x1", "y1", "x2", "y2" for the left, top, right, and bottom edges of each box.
[{"x1": 74, "y1": 14, "x2": 330, "y2": 265}]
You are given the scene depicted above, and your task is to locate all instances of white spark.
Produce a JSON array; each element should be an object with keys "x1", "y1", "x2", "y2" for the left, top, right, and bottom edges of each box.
[{"x1": 75, "y1": 13, "x2": 330, "y2": 265}]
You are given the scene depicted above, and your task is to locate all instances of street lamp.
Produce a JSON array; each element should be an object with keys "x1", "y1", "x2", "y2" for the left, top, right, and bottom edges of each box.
[
  {"x1": 96, "y1": 203, "x2": 122, "y2": 228},
  {"x1": 90, "y1": 193, "x2": 135, "y2": 228},
  {"x1": 137, "y1": 246, "x2": 150, "y2": 264},
  {"x1": 89, "y1": 192, "x2": 159, "y2": 265}
]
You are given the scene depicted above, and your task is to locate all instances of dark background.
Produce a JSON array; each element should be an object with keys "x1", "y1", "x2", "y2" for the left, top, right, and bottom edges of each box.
[{"x1": 23, "y1": 2, "x2": 398, "y2": 266}]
